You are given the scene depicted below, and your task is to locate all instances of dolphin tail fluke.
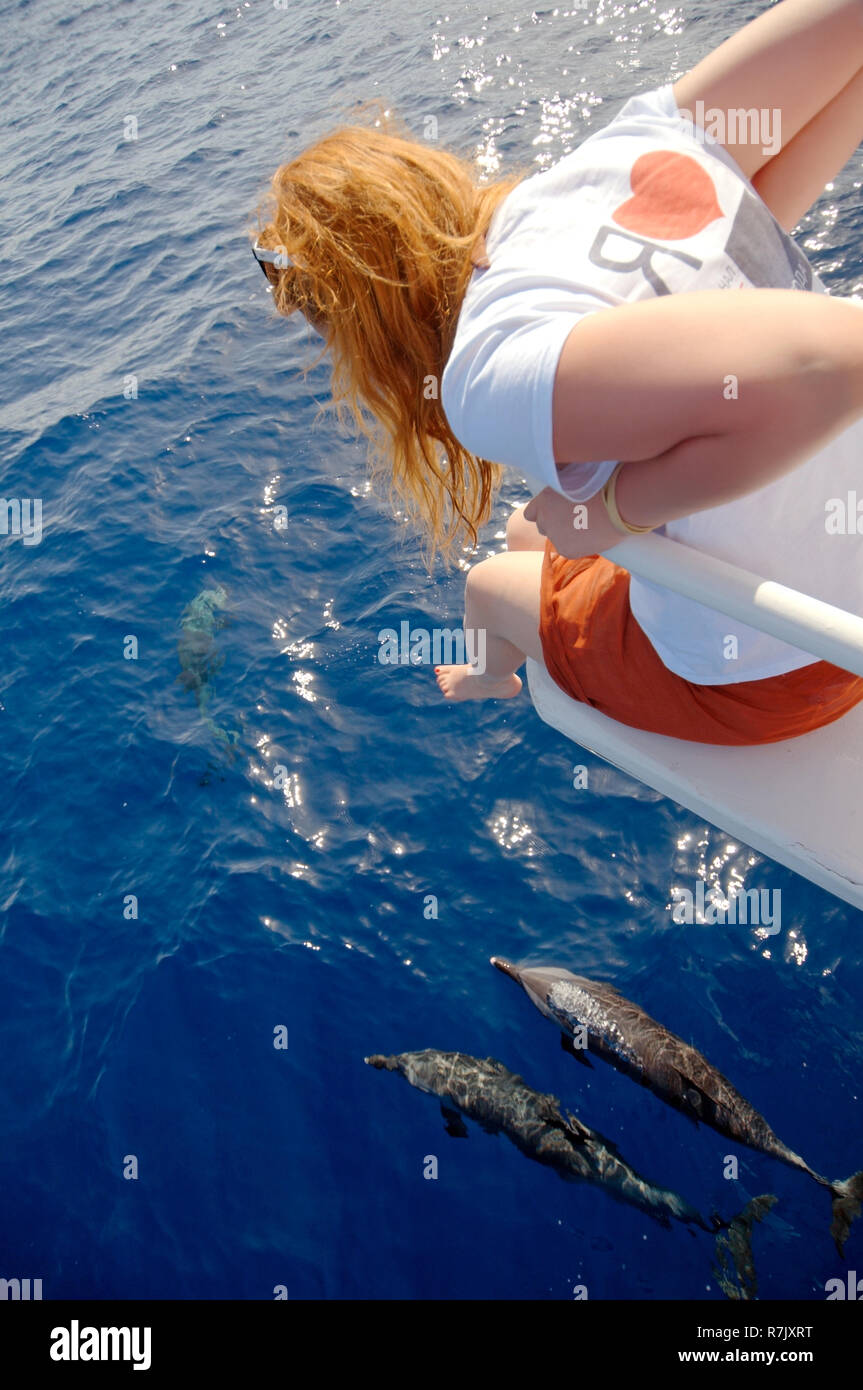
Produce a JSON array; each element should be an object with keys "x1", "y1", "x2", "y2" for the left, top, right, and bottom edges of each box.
[
  {"x1": 202, "y1": 716, "x2": 240, "y2": 759},
  {"x1": 710, "y1": 1191, "x2": 777, "y2": 1235},
  {"x1": 712, "y1": 1194, "x2": 777, "y2": 1300},
  {"x1": 829, "y1": 1170, "x2": 863, "y2": 1258}
]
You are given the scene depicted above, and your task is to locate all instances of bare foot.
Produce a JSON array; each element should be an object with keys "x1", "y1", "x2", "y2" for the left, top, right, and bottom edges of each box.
[{"x1": 435, "y1": 665, "x2": 522, "y2": 702}]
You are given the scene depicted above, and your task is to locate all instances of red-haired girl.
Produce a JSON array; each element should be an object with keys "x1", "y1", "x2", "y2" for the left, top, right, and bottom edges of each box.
[{"x1": 254, "y1": 0, "x2": 863, "y2": 744}]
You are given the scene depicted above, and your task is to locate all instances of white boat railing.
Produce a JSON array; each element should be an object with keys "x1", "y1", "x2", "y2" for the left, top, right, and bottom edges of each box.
[{"x1": 611, "y1": 532, "x2": 863, "y2": 678}]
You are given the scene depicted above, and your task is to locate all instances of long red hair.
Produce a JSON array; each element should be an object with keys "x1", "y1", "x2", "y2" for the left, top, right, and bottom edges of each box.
[{"x1": 254, "y1": 114, "x2": 522, "y2": 561}]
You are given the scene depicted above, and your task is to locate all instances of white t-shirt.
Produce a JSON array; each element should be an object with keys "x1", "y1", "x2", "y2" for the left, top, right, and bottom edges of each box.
[{"x1": 441, "y1": 83, "x2": 863, "y2": 685}]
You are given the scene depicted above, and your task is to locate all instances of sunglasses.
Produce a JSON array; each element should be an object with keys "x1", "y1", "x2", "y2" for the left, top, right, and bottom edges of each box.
[{"x1": 251, "y1": 238, "x2": 293, "y2": 281}]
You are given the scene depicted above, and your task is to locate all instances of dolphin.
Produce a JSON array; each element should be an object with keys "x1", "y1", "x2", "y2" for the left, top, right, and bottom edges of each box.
[
  {"x1": 366, "y1": 1049, "x2": 716, "y2": 1233},
  {"x1": 491, "y1": 958, "x2": 863, "y2": 1256},
  {"x1": 176, "y1": 582, "x2": 239, "y2": 756}
]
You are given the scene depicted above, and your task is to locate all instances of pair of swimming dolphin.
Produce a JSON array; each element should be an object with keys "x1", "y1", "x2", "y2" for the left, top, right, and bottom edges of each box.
[{"x1": 367, "y1": 960, "x2": 863, "y2": 1259}]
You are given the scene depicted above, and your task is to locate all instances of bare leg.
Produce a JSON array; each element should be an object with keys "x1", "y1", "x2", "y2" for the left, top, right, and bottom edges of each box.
[
  {"x1": 435, "y1": 550, "x2": 544, "y2": 702},
  {"x1": 752, "y1": 66, "x2": 863, "y2": 229},
  {"x1": 506, "y1": 505, "x2": 547, "y2": 552},
  {"x1": 673, "y1": 0, "x2": 863, "y2": 181}
]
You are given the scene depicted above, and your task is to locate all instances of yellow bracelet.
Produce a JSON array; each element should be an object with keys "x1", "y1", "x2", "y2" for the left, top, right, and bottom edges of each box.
[{"x1": 601, "y1": 462, "x2": 655, "y2": 535}]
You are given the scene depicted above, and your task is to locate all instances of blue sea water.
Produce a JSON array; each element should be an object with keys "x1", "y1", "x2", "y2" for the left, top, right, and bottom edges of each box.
[{"x1": 1, "y1": 0, "x2": 862, "y2": 1301}]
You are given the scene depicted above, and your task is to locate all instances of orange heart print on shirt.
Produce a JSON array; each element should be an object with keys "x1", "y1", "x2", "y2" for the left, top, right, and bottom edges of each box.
[{"x1": 613, "y1": 151, "x2": 724, "y2": 241}]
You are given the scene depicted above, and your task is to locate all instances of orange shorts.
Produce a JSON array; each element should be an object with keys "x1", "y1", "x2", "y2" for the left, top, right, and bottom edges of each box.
[{"x1": 539, "y1": 543, "x2": 863, "y2": 746}]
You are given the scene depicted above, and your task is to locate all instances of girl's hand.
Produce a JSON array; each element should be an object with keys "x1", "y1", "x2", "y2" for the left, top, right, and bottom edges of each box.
[{"x1": 523, "y1": 486, "x2": 625, "y2": 558}]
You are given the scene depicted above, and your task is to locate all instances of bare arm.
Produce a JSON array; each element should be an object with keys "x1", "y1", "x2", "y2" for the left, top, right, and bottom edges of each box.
[{"x1": 535, "y1": 288, "x2": 863, "y2": 556}]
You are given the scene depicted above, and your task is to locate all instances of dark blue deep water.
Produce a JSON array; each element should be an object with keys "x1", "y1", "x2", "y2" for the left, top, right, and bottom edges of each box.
[{"x1": 2, "y1": 0, "x2": 862, "y2": 1300}]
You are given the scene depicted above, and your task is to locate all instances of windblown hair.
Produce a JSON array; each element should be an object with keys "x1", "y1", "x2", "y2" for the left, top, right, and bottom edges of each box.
[{"x1": 254, "y1": 112, "x2": 523, "y2": 563}]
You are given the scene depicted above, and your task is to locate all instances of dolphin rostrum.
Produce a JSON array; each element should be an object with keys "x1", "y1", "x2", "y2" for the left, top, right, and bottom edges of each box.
[
  {"x1": 366, "y1": 1049, "x2": 716, "y2": 1233},
  {"x1": 491, "y1": 958, "x2": 863, "y2": 1256}
]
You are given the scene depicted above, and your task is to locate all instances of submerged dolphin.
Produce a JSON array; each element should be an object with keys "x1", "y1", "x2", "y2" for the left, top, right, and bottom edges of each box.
[
  {"x1": 366, "y1": 1049, "x2": 715, "y2": 1233},
  {"x1": 491, "y1": 958, "x2": 863, "y2": 1256},
  {"x1": 176, "y1": 582, "x2": 238, "y2": 756}
]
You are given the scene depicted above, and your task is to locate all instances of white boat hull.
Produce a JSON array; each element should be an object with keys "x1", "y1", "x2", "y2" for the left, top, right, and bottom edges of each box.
[{"x1": 526, "y1": 656, "x2": 863, "y2": 912}]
